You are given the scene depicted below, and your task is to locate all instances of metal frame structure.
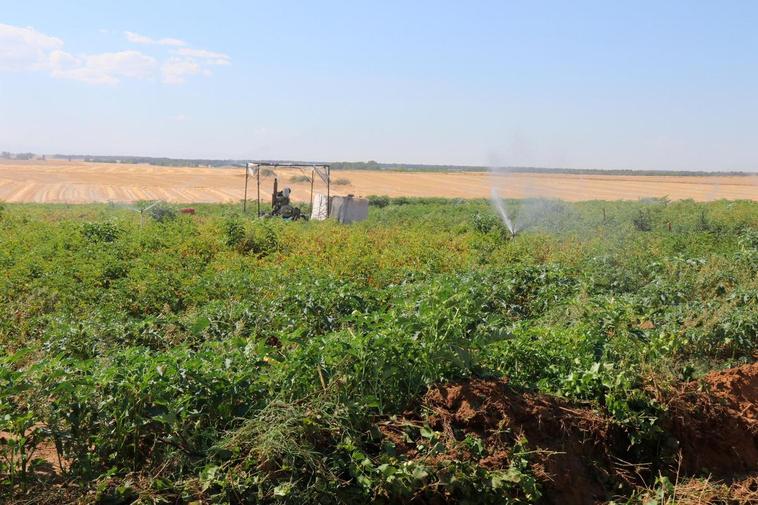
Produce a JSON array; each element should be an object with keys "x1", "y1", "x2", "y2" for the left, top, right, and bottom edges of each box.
[{"x1": 244, "y1": 162, "x2": 331, "y2": 217}]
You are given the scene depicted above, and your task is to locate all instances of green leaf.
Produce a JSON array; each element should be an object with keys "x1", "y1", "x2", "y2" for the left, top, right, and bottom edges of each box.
[
  {"x1": 273, "y1": 482, "x2": 293, "y2": 497},
  {"x1": 411, "y1": 465, "x2": 429, "y2": 481},
  {"x1": 419, "y1": 425, "x2": 435, "y2": 439},
  {"x1": 191, "y1": 316, "x2": 211, "y2": 335}
]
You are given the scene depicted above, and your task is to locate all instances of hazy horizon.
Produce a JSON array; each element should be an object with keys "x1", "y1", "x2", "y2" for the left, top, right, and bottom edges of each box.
[
  {"x1": 2, "y1": 1, "x2": 758, "y2": 172},
  {"x1": 4, "y1": 153, "x2": 758, "y2": 174}
]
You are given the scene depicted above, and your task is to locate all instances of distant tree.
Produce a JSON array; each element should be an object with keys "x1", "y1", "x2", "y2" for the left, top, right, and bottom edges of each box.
[
  {"x1": 0, "y1": 152, "x2": 10, "y2": 159},
  {"x1": 367, "y1": 195, "x2": 390, "y2": 208},
  {"x1": 289, "y1": 175, "x2": 312, "y2": 183}
]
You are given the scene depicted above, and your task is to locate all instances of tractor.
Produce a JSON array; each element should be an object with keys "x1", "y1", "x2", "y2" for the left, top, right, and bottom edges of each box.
[{"x1": 268, "y1": 177, "x2": 307, "y2": 221}]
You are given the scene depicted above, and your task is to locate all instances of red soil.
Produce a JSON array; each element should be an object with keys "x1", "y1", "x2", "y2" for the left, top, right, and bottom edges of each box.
[
  {"x1": 381, "y1": 362, "x2": 758, "y2": 504},
  {"x1": 667, "y1": 362, "x2": 758, "y2": 476}
]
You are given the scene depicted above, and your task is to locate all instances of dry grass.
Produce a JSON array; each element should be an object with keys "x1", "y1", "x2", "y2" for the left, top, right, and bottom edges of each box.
[
  {"x1": 632, "y1": 475, "x2": 758, "y2": 504},
  {"x1": 0, "y1": 159, "x2": 756, "y2": 204}
]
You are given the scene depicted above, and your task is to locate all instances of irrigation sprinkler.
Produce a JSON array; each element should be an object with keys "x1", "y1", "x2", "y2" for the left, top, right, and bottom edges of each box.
[
  {"x1": 111, "y1": 200, "x2": 163, "y2": 228},
  {"x1": 139, "y1": 201, "x2": 160, "y2": 228},
  {"x1": 490, "y1": 187, "x2": 518, "y2": 238}
]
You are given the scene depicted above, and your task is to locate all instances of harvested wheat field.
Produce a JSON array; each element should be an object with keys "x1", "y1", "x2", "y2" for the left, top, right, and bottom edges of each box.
[{"x1": 0, "y1": 159, "x2": 756, "y2": 203}]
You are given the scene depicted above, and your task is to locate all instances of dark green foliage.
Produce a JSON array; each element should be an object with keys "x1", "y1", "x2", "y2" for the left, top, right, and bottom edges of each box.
[
  {"x1": 223, "y1": 214, "x2": 245, "y2": 247},
  {"x1": 0, "y1": 198, "x2": 755, "y2": 503},
  {"x1": 148, "y1": 203, "x2": 176, "y2": 223},
  {"x1": 633, "y1": 209, "x2": 653, "y2": 231},
  {"x1": 472, "y1": 211, "x2": 501, "y2": 234},
  {"x1": 367, "y1": 195, "x2": 390, "y2": 208},
  {"x1": 235, "y1": 221, "x2": 280, "y2": 256},
  {"x1": 82, "y1": 221, "x2": 122, "y2": 243}
]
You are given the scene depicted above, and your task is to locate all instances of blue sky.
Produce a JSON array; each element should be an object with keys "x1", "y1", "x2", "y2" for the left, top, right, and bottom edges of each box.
[{"x1": 1, "y1": 1, "x2": 757, "y2": 171}]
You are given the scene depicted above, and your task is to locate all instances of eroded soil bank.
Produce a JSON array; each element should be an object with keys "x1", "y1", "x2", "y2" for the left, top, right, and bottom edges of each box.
[{"x1": 380, "y1": 362, "x2": 758, "y2": 504}]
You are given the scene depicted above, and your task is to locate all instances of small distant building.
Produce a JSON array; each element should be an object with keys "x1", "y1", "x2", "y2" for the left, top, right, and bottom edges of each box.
[{"x1": 310, "y1": 194, "x2": 369, "y2": 224}]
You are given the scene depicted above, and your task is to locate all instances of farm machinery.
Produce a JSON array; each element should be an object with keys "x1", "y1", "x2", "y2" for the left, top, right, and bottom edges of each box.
[
  {"x1": 241, "y1": 162, "x2": 368, "y2": 223},
  {"x1": 243, "y1": 162, "x2": 331, "y2": 220},
  {"x1": 269, "y1": 177, "x2": 307, "y2": 221}
]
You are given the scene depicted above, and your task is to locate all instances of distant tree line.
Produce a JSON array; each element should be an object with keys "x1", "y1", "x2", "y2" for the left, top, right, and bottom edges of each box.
[
  {"x1": 1, "y1": 151, "x2": 39, "y2": 160},
  {"x1": 329, "y1": 160, "x2": 488, "y2": 172},
  {"x1": 39, "y1": 153, "x2": 757, "y2": 176},
  {"x1": 51, "y1": 154, "x2": 239, "y2": 167}
]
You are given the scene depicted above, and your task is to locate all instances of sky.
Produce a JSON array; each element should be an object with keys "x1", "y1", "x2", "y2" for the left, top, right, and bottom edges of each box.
[{"x1": 1, "y1": 1, "x2": 757, "y2": 171}]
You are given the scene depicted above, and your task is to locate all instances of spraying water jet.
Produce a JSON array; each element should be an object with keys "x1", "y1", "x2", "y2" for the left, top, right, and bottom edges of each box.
[{"x1": 490, "y1": 187, "x2": 518, "y2": 238}]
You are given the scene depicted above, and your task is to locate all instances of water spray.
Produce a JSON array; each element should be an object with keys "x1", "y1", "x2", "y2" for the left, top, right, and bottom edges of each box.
[
  {"x1": 490, "y1": 187, "x2": 518, "y2": 238},
  {"x1": 107, "y1": 199, "x2": 161, "y2": 228}
]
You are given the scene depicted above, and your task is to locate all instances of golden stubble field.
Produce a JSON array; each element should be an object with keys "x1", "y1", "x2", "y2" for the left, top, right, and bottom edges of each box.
[{"x1": 0, "y1": 160, "x2": 756, "y2": 204}]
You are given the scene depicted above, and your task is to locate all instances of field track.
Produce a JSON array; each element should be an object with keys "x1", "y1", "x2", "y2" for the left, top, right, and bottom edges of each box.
[{"x1": 1, "y1": 160, "x2": 756, "y2": 203}]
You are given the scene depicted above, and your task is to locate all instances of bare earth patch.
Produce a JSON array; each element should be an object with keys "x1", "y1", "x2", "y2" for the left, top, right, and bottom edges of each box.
[{"x1": 380, "y1": 362, "x2": 758, "y2": 504}]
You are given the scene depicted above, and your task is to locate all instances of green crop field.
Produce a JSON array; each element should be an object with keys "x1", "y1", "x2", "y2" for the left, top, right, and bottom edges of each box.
[{"x1": 1, "y1": 198, "x2": 756, "y2": 504}]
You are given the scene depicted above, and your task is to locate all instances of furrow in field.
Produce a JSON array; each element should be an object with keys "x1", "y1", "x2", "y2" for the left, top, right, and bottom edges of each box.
[{"x1": 0, "y1": 161, "x2": 755, "y2": 203}]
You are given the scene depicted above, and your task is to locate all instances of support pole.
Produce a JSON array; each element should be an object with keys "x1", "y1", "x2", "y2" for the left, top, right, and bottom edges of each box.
[
  {"x1": 326, "y1": 165, "x2": 331, "y2": 217},
  {"x1": 309, "y1": 168, "x2": 315, "y2": 215},
  {"x1": 256, "y1": 166, "x2": 261, "y2": 218},
  {"x1": 243, "y1": 165, "x2": 249, "y2": 212}
]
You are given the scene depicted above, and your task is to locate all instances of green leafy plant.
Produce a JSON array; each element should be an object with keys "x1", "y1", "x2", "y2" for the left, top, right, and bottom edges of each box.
[
  {"x1": 148, "y1": 203, "x2": 176, "y2": 223},
  {"x1": 82, "y1": 221, "x2": 122, "y2": 243},
  {"x1": 0, "y1": 198, "x2": 755, "y2": 503}
]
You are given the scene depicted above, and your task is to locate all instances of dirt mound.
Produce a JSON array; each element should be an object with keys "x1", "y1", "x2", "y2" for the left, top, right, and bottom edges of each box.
[
  {"x1": 667, "y1": 362, "x2": 758, "y2": 476},
  {"x1": 705, "y1": 362, "x2": 758, "y2": 423},
  {"x1": 380, "y1": 363, "x2": 758, "y2": 504},
  {"x1": 429, "y1": 380, "x2": 632, "y2": 503},
  {"x1": 381, "y1": 379, "x2": 628, "y2": 504}
]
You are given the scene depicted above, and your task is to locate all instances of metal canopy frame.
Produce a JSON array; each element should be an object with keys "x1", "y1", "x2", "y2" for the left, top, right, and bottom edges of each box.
[{"x1": 244, "y1": 162, "x2": 331, "y2": 217}]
